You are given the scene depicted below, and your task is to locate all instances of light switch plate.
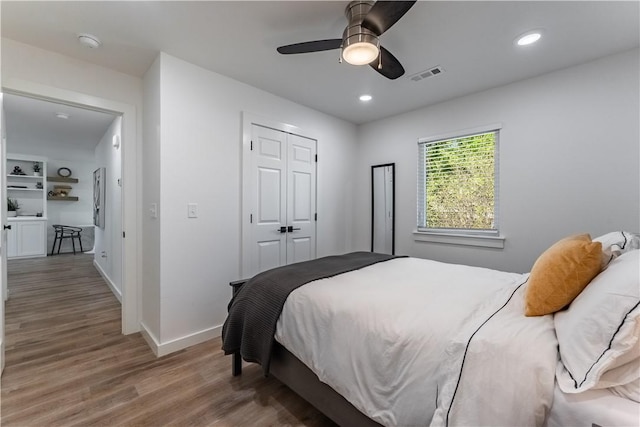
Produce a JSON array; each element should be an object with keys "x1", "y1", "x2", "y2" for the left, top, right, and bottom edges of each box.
[
  {"x1": 149, "y1": 203, "x2": 158, "y2": 219},
  {"x1": 187, "y1": 203, "x2": 198, "y2": 218}
]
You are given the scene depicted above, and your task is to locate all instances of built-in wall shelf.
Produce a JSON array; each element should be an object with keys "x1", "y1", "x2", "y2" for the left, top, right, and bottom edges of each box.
[
  {"x1": 7, "y1": 154, "x2": 47, "y2": 259},
  {"x1": 47, "y1": 196, "x2": 79, "y2": 201},
  {"x1": 47, "y1": 176, "x2": 79, "y2": 183},
  {"x1": 7, "y1": 175, "x2": 43, "y2": 179}
]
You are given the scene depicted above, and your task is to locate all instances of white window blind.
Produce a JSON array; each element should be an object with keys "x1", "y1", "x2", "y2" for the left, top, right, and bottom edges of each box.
[{"x1": 417, "y1": 126, "x2": 500, "y2": 234}]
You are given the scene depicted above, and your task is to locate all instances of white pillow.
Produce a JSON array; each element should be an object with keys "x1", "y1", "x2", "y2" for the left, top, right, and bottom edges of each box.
[
  {"x1": 555, "y1": 250, "x2": 640, "y2": 393},
  {"x1": 593, "y1": 231, "x2": 640, "y2": 267}
]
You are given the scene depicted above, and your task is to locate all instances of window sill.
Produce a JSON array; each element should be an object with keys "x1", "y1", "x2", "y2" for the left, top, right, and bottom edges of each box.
[{"x1": 413, "y1": 231, "x2": 505, "y2": 249}]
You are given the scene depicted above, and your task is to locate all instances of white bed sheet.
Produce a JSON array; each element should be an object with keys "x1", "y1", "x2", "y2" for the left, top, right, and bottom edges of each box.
[
  {"x1": 545, "y1": 383, "x2": 640, "y2": 427},
  {"x1": 274, "y1": 256, "x2": 557, "y2": 426}
]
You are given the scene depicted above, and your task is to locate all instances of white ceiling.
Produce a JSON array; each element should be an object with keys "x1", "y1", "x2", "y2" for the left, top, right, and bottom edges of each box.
[
  {"x1": 2, "y1": 1, "x2": 639, "y2": 125},
  {"x1": 3, "y1": 93, "x2": 117, "y2": 149}
]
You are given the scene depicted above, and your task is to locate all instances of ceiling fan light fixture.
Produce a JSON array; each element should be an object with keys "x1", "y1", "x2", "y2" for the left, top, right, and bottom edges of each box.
[{"x1": 343, "y1": 41, "x2": 379, "y2": 65}]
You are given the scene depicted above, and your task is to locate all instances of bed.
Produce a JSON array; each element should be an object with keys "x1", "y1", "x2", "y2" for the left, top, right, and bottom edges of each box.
[{"x1": 222, "y1": 232, "x2": 640, "y2": 426}]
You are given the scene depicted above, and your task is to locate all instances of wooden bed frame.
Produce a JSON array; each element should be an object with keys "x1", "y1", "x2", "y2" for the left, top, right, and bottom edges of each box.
[{"x1": 229, "y1": 280, "x2": 381, "y2": 427}]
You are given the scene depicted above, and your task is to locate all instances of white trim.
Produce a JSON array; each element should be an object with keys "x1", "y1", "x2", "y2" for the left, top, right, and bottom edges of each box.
[
  {"x1": 140, "y1": 321, "x2": 160, "y2": 357},
  {"x1": 93, "y1": 259, "x2": 122, "y2": 303},
  {"x1": 418, "y1": 122, "x2": 502, "y2": 144},
  {"x1": 413, "y1": 230, "x2": 505, "y2": 248},
  {"x1": 141, "y1": 322, "x2": 222, "y2": 358},
  {"x1": 2, "y1": 79, "x2": 140, "y2": 335}
]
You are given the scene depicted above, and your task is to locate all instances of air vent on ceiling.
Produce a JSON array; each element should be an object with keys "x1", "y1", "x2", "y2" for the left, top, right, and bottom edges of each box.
[{"x1": 408, "y1": 66, "x2": 445, "y2": 82}]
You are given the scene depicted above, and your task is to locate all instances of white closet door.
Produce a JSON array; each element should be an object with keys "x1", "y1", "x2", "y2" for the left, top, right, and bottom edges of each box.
[
  {"x1": 250, "y1": 125, "x2": 287, "y2": 274},
  {"x1": 286, "y1": 134, "x2": 316, "y2": 264},
  {"x1": 245, "y1": 123, "x2": 317, "y2": 277}
]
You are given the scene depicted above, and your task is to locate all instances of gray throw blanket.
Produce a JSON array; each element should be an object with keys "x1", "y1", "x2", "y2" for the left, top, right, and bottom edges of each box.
[{"x1": 222, "y1": 251, "x2": 400, "y2": 375}]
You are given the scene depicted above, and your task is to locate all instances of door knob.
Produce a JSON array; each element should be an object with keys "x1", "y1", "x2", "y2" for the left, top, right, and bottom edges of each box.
[
  {"x1": 3, "y1": 225, "x2": 11, "y2": 230},
  {"x1": 287, "y1": 226, "x2": 301, "y2": 232},
  {"x1": 277, "y1": 226, "x2": 287, "y2": 233}
]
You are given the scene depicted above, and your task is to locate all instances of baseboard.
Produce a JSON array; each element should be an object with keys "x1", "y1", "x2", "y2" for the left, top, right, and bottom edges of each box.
[
  {"x1": 92, "y1": 260, "x2": 122, "y2": 303},
  {"x1": 140, "y1": 322, "x2": 222, "y2": 358},
  {"x1": 140, "y1": 321, "x2": 160, "y2": 357}
]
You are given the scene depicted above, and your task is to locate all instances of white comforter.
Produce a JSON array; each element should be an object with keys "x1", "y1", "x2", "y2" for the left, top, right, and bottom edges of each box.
[{"x1": 274, "y1": 257, "x2": 558, "y2": 426}]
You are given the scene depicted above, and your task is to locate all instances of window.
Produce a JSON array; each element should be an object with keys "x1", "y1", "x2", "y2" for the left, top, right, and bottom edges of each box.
[{"x1": 417, "y1": 125, "x2": 500, "y2": 236}]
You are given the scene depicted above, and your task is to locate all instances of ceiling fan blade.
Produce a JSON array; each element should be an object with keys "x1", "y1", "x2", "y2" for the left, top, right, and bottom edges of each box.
[
  {"x1": 369, "y1": 46, "x2": 405, "y2": 80},
  {"x1": 277, "y1": 39, "x2": 342, "y2": 55},
  {"x1": 361, "y1": 1, "x2": 417, "y2": 36}
]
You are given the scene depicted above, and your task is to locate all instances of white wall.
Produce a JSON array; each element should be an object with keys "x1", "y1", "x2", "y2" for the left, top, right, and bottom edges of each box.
[
  {"x1": 354, "y1": 48, "x2": 640, "y2": 273},
  {"x1": 2, "y1": 39, "x2": 143, "y2": 109},
  {"x1": 94, "y1": 117, "x2": 122, "y2": 295},
  {"x1": 144, "y1": 53, "x2": 358, "y2": 348},
  {"x1": 8, "y1": 139, "x2": 97, "y2": 226},
  {"x1": 141, "y1": 56, "x2": 162, "y2": 342},
  {"x1": 45, "y1": 159, "x2": 96, "y2": 226}
]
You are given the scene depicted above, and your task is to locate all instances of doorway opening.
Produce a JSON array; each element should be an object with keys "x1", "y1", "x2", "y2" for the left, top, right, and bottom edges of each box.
[
  {"x1": 0, "y1": 80, "x2": 139, "y2": 341},
  {"x1": 2, "y1": 93, "x2": 126, "y2": 365}
]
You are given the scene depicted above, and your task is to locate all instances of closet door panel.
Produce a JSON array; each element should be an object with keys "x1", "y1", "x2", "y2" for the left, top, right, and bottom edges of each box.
[{"x1": 286, "y1": 135, "x2": 316, "y2": 265}]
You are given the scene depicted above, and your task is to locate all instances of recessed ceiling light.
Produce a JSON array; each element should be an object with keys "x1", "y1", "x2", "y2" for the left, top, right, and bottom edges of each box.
[
  {"x1": 516, "y1": 30, "x2": 543, "y2": 46},
  {"x1": 55, "y1": 112, "x2": 70, "y2": 120},
  {"x1": 359, "y1": 94, "x2": 373, "y2": 102},
  {"x1": 77, "y1": 33, "x2": 101, "y2": 49}
]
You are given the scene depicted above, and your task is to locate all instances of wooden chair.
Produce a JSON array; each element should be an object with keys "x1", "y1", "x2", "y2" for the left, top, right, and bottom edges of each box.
[{"x1": 50, "y1": 225, "x2": 84, "y2": 255}]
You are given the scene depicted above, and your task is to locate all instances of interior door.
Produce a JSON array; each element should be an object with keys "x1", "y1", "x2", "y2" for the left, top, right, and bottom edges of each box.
[
  {"x1": 286, "y1": 134, "x2": 316, "y2": 264},
  {"x1": 1, "y1": 93, "x2": 7, "y2": 374},
  {"x1": 246, "y1": 124, "x2": 317, "y2": 277},
  {"x1": 250, "y1": 125, "x2": 287, "y2": 274}
]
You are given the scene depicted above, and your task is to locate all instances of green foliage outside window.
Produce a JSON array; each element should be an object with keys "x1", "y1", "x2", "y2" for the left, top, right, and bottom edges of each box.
[{"x1": 424, "y1": 132, "x2": 496, "y2": 230}]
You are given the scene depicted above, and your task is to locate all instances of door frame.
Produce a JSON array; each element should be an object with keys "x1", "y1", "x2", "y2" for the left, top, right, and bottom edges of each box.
[
  {"x1": 240, "y1": 112, "x2": 317, "y2": 279},
  {"x1": 2, "y1": 79, "x2": 140, "y2": 335},
  {"x1": 1, "y1": 93, "x2": 6, "y2": 374}
]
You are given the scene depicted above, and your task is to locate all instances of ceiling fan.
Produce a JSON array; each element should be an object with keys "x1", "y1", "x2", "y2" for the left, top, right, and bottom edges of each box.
[{"x1": 276, "y1": 0, "x2": 417, "y2": 80}]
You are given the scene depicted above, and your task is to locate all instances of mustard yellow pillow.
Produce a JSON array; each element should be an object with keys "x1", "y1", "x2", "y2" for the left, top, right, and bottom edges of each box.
[{"x1": 525, "y1": 235, "x2": 602, "y2": 316}]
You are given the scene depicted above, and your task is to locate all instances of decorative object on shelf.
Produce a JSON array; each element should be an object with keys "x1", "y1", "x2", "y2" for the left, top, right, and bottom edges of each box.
[
  {"x1": 7, "y1": 197, "x2": 19, "y2": 217},
  {"x1": 93, "y1": 167, "x2": 105, "y2": 228},
  {"x1": 11, "y1": 166, "x2": 26, "y2": 175},
  {"x1": 36, "y1": 182, "x2": 43, "y2": 189},
  {"x1": 33, "y1": 162, "x2": 42, "y2": 176},
  {"x1": 53, "y1": 185, "x2": 72, "y2": 197},
  {"x1": 48, "y1": 191, "x2": 55, "y2": 197},
  {"x1": 57, "y1": 167, "x2": 72, "y2": 178},
  {"x1": 8, "y1": 185, "x2": 28, "y2": 189}
]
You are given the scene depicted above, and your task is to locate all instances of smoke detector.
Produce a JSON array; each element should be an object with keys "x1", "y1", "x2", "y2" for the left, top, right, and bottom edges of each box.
[
  {"x1": 408, "y1": 66, "x2": 445, "y2": 82},
  {"x1": 77, "y1": 33, "x2": 101, "y2": 49}
]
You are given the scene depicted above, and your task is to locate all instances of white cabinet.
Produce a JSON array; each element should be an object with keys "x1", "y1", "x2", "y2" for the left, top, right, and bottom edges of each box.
[
  {"x1": 6, "y1": 154, "x2": 48, "y2": 259},
  {"x1": 7, "y1": 219, "x2": 47, "y2": 259}
]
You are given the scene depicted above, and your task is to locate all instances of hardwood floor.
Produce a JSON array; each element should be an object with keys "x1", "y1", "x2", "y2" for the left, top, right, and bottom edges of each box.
[{"x1": 1, "y1": 254, "x2": 335, "y2": 426}]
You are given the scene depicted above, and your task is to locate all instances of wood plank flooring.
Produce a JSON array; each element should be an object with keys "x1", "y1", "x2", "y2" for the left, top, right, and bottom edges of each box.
[{"x1": 1, "y1": 254, "x2": 335, "y2": 426}]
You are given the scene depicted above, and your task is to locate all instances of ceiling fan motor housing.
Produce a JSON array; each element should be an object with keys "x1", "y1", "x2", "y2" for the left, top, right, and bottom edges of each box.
[{"x1": 342, "y1": 0, "x2": 380, "y2": 65}]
